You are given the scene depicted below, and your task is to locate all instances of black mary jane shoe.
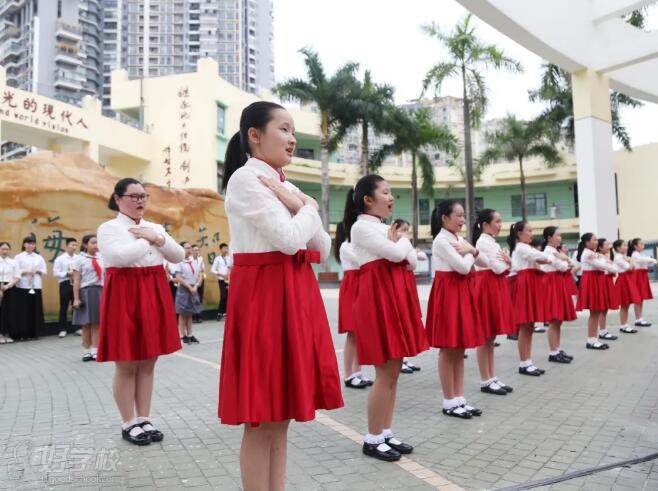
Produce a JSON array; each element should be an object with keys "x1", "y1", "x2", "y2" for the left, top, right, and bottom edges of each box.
[
  {"x1": 519, "y1": 366, "x2": 542, "y2": 376},
  {"x1": 188, "y1": 335, "x2": 200, "y2": 344},
  {"x1": 548, "y1": 353, "x2": 571, "y2": 364},
  {"x1": 586, "y1": 342, "x2": 609, "y2": 350},
  {"x1": 344, "y1": 376, "x2": 369, "y2": 389},
  {"x1": 507, "y1": 334, "x2": 519, "y2": 341},
  {"x1": 82, "y1": 352, "x2": 94, "y2": 362},
  {"x1": 362, "y1": 442, "x2": 401, "y2": 462},
  {"x1": 400, "y1": 363, "x2": 414, "y2": 374},
  {"x1": 620, "y1": 326, "x2": 638, "y2": 334},
  {"x1": 363, "y1": 379, "x2": 374, "y2": 387},
  {"x1": 139, "y1": 421, "x2": 164, "y2": 442},
  {"x1": 499, "y1": 383, "x2": 513, "y2": 393},
  {"x1": 598, "y1": 332, "x2": 618, "y2": 341},
  {"x1": 559, "y1": 350, "x2": 574, "y2": 360},
  {"x1": 385, "y1": 437, "x2": 413, "y2": 454},
  {"x1": 442, "y1": 406, "x2": 472, "y2": 419},
  {"x1": 481, "y1": 383, "x2": 507, "y2": 395},
  {"x1": 635, "y1": 320, "x2": 652, "y2": 327},
  {"x1": 405, "y1": 362, "x2": 421, "y2": 372},
  {"x1": 181, "y1": 335, "x2": 190, "y2": 344},
  {"x1": 494, "y1": 341, "x2": 501, "y2": 347},
  {"x1": 461, "y1": 404, "x2": 482, "y2": 417},
  {"x1": 122, "y1": 424, "x2": 152, "y2": 446}
]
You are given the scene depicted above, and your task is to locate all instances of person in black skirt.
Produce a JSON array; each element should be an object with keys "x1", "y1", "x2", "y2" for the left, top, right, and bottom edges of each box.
[
  {"x1": 12, "y1": 237, "x2": 47, "y2": 340},
  {"x1": 211, "y1": 243, "x2": 231, "y2": 320},
  {"x1": 72, "y1": 234, "x2": 104, "y2": 361},
  {"x1": 175, "y1": 241, "x2": 203, "y2": 344},
  {"x1": 0, "y1": 241, "x2": 20, "y2": 344}
]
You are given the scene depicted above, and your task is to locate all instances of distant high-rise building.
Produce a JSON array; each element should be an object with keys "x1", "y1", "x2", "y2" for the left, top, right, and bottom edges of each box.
[
  {"x1": 101, "y1": 0, "x2": 274, "y2": 114},
  {"x1": 0, "y1": 0, "x2": 103, "y2": 158}
]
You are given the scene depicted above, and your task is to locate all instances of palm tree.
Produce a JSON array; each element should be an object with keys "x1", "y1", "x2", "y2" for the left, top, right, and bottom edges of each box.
[
  {"x1": 529, "y1": 63, "x2": 643, "y2": 151},
  {"x1": 372, "y1": 108, "x2": 457, "y2": 245},
  {"x1": 352, "y1": 70, "x2": 395, "y2": 176},
  {"x1": 479, "y1": 115, "x2": 562, "y2": 220},
  {"x1": 275, "y1": 47, "x2": 360, "y2": 231},
  {"x1": 422, "y1": 14, "x2": 522, "y2": 239}
]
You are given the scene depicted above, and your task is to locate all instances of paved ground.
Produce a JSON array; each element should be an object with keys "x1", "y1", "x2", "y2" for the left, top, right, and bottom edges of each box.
[{"x1": 2, "y1": 284, "x2": 658, "y2": 490}]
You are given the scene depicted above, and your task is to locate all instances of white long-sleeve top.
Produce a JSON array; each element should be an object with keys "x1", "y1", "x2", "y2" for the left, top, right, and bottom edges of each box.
[
  {"x1": 97, "y1": 213, "x2": 184, "y2": 268},
  {"x1": 475, "y1": 233, "x2": 508, "y2": 275},
  {"x1": 541, "y1": 245, "x2": 569, "y2": 273},
  {"x1": 433, "y1": 228, "x2": 487, "y2": 275},
  {"x1": 351, "y1": 214, "x2": 416, "y2": 268},
  {"x1": 339, "y1": 241, "x2": 359, "y2": 272},
  {"x1": 211, "y1": 254, "x2": 232, "y2": 278},
  {"x1": 579, "y1": 249, "x2": 617, "y2": 273},
  {"x1": 0, "y1": 256, "x2": 20, "y2": 283},
  {"x1": 225, "y1": 158, "x2": 330, "y2": 261},
  {"x1": 614, "y1": 252, "x2": 632, "y2": 273},
  {"x1": 53, "y1": 252, "x2": 78, "y2": 283},
  {"x1": 510, "y1": 242, "x2": 553, "y2": 276},
  {"x1": 15, "y1": 251, "x2": 48, "y2": 289},
  {"x1": 631, "y1": 251, "x2": 657, "y2": 270}
]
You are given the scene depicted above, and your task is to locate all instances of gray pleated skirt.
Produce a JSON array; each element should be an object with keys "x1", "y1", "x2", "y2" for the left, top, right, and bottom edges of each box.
[
  {"x1": 175, "y1": 287, "x2": 202, "y2": 315},
  {"x1": 73, "y1": 285, "x2": 103, "y2": 326}
]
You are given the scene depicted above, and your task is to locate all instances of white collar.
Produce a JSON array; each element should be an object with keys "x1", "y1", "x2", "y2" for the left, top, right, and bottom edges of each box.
[
  {"x1": 245, "y1": 157, "x2": 286, "y2": 182},
  {"x1": 357, "y1": 214, "x2": 383, "y2": 224},
  {"x1": 438, "y1": 228, "x2": 461, "y2": 241},
  {"x1": 116, "y1": 212, "x2": 143, "y2": 226}
]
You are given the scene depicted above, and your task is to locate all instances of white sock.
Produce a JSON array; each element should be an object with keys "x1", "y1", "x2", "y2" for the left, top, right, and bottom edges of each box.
[
  {"x1": 480, "y1": 378, "x2": 494, "y2": 387},
  {"x1": 364, "y1": 432, "x2": 385, "y2": 445},
  {"x1": 519, "y1": 360, "x2": 532, "y2": 368},
  {"x1": 599, "y1": 330, "x2": 609, "y2": 336},
  {"x1": 346, "y1": 371, "x2": 361, "y2": 380},
  {"x1": 122, "y1": 418, "x2": 144, "y2": 436},
  {"x1": 442, "y1": 398, "x2": 457, "y2": 410},
  {"x1": 382, "y1": 428, "x2": 394, "y2": 439},
  {"x1": 549, "y1": 350, "x2": 560, "y2": 356},
  {"x1": 137, "y1": 416, "x2": 155, "y2": 431},
  {"x1": 637, "y1": 318, "x2": 645, "y2": 322},
  {"x1": 90, "y1": 347, "x2": 98, "y2": 355},
  {"x1": 456, "y1": 396, "x2": 466, "y2": 406},
  {"x1": 588, "y1": 337, "x2": 598, "y2": 344}
]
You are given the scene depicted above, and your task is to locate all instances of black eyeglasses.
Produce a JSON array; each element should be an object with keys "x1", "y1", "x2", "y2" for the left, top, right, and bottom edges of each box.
[{"x1": 121, "y1": 193, "x2": 150, "y2": 202}]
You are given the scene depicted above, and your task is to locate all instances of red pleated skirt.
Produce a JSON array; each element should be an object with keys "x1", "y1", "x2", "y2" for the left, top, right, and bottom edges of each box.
[
  {"x1": 474, "y1": 270, "x2": 515, "y2": 337},
  {"x1": 576, "y1": 271, "x2": 620, "y2": 311},
  {"x1": 634, "y1": 269, "x2": 653, "y2": 300},
  {"x1": 354, "y1": 259, "x2": 428, "y2": 365},
  {"x1": 218, "y1": 250, "x2": 343, "y2": 426},
  {"x1": 543, "y1": 271, "x2": 577, "y2": 322},
  {"x1": 97, "y1": 265, "x2": 181, "y2": 362},
  {"x1": 426, "y1": 271, "x2": 485, "y2": 349},
  {"x1": 616, "y1": 271, "x2": 641, "y2": 307},
  {"x1": 338, "y1": 270, "x2": 358, "y2": 334},
  {"x1": 510, "y1": 269, "x2": 548, "y2": 325},
  {"x1": 562, "y1": 271, "x2": 579, "y2": 296}
]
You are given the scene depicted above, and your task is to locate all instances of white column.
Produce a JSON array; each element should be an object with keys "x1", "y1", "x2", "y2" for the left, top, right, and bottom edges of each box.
[{"x1": 571, "y1": 69, "x2": 618, "y2": 240}]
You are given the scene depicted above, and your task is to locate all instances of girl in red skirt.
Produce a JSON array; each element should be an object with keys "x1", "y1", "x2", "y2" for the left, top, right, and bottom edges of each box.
[
  {"x1": 612, "y1": 240, "x2": 640, "y2": 333},
  {"x1": 473, "y1": 209, "x2": 514, "y2": 396},
  {"x1": 334, "y1": 218, "x2": 371, "y2": 389},
  {"x1": 594, "y1": 239, "x2": 620, "y2": 342},
  {"x1": 507, "y1": 221, "x2": 552, "y2": 376},
  {"x1": 628, "y1": 238, "x2": 656, "y2": 327},
  {"x1": 426, "y1": 201, "x2": 487, "y2": 418},
  {"x1": 349, "y1": 174, "x2": 428, "y2": 461},
  {"x1": 218, "y1": 102, "x2": 343, "y2": 489},
  {"x1": 575, "y1": 233, "x2": 619, "y2": 350},
  {"x1": 541, "y1": 226, "x2": 576, "y2": 364},
  {"x1": 97, "y1": 178, "x2": 185, "y2": 446}
]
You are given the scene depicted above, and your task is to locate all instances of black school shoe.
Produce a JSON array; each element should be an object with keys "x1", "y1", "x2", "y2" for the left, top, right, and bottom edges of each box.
[
  {"x1": 559, "y1": 350, "x2": 574, "y2": 360},
  {"x1": 362, "y1": 442, "x2": 401, "y2": 462},
  {"x1": 181, "y1": 335, "x2": 190, "y2": 344},
  {"x1": 400, "y1": 363, "x2": 414, "y2": 374},
  {"x1": 188, "y1": 335, "x2": 200, "y2": 344},
  {"x1": 586, "y1": 342, "x2": 609, "y2": 350},
  {"x1": 481, "y1": 382, "x2": 507, "y2": 395},
  {"x1": 122, "y1": 424, "x2": 151, "y2": 445},
  {"x1": 139, "y1": 421, "x2": 164, "y2": 442},
  {"x1": 82, "y1": 352, "x2": 94, "y2": 362},
  {"x1": 548, "y1": 352, "x2": 571, "y2": 364},
  {"x1": 442, "y1": 406, "x2": 472, "y2": 419},
  {"x1": 344, "y1": 376, "x2": 369, "y2": 389},
  {"x1": 385, "y1": 437, "x2": 413, "y2": 454},
  {"x1": 519, "y1": 366, "x2": 542, "y2": 376}
]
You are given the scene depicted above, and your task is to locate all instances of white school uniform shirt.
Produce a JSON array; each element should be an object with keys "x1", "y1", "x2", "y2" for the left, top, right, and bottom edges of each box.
[
  {"x1": 339, "y1": 241, "x2": 359, "y2": 272},
  {"x1": 15, "y1": 251, "x2": 48, "y2": 289},
  {"x1": 211, "y1": 254, "x2": 232, "y2": 278},
  {"x1": 540, "y1": 245, "x2": 569, "y2": 273},
  {"x1": 72, "y1": 252, "x2": 104, "y2": 288},
  {"x1": 53, "y1": 252, "x2": 78, "y2": 284},
  {"x1": 579, "y1": 249, "x2": 617, "y2": 274},
  {"x1": 475, "y1": 233, "x2": 508, "y2": 275},
  {"x1": 351, "y1": 214, "x2": 416, "y2": 269},
  {"x1": 191, "y1": 255, "x2": 205, "y2": 276},
  {"x1": 225, "y1": 157, "x2": 330, "y2": 259},
  {"x1": 0, "y1": 256, "x2": 20, "y2": 283},
  {"x1": 97, "y1": 213, "x2": 184, "y2": 268},
  {"x1": 613, "y1": 252, "x2": 632, "y2": 273},
  {"x1": 433, "y1": 228, "x2": 487, "y2": 275},
  {"x1": 175, "y1": 257, "x2": 202, "y2": 286},
  {"x1": 510, "y1": 243, "x2": 553, "y2": 276},
  {"x1": 630, "y1": 251, "x2": 657, "y2": 270}
]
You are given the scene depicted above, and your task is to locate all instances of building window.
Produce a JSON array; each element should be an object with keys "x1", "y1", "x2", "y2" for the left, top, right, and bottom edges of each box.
[
  {"x1": 217, "y1": 160, "x2": 224, "y2": 194},
  {"x1": 419, "y1": 199, "x2": 430, "y2": 225},
  {"x1": 511, "y1": 193, "x2": 547, "y2": 217},
  {"x1": 216, "y1": 103, "x2": 226, "y2": 135},
  {"x1": 295, "y1": 148, "x2": 314, "y2": 160},
  {"x1": 439, "y1": 197, "x2": 484, "y2": 214}
]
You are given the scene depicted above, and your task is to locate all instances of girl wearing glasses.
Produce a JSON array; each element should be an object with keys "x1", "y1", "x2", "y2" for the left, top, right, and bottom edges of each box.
[
  {"x1": 97, "y1": 178, "x2": 185, "y2": 446},
  {"x1": 219, "y1": 101, "x2": 342, "y2": 490}
]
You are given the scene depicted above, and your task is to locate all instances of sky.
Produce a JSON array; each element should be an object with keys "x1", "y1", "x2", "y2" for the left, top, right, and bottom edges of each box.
[{"x1": 273, "y1": 0, "x2": 658, "y2": 149}]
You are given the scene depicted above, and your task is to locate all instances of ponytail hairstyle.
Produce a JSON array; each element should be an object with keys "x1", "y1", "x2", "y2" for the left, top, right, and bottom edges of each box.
[
  {"x1": 393, "y1": 218, "x2": 410, "y2": 229},
  {"x1": 596, "y1": 238, "x2": 607, "y2": 255},
  {"x1": 576, "y1": 232, "x2": 594, "y2": 262},
  {"x1": 541, "y1": 226, "x2": 558, "y2": 251},
  {"x1": 627, "y1": 237, "x2": 642, "y2": 256},
  {"x1": 80, "y1": 234, "x2": 96, "y2": 253},
  {"x1": 222, "y1": 101, "x2": 285, "y2": 190},
  {"x1": 612, "y1": 239, "x2": 624, "y2": 261},
  {"x1": 506, "y1": 220, "x2": 527, "y2": 254},
  {"x1": 472, "y1": 208, "x2": 496, "y2": 245},
  {"x1": 430, "y1": 200, "x2": 459, "y2": 238},
  {"x1": 334, "y1": 221, "x2": 347, "y2": 263},
  {"x1": 108, "y1": 177, "x2": 142, "y2": 211}
]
